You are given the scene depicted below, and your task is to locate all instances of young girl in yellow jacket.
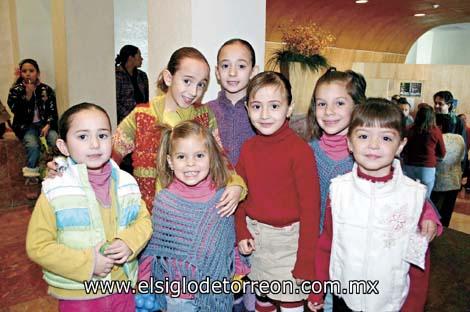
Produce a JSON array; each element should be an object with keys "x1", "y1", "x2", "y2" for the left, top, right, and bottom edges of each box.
[{"x1": 26, "y1": 103, "x2": 152, "y2": 311}]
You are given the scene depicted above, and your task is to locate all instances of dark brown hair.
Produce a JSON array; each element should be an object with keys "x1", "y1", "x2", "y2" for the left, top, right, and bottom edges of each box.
[
  {"x1": 217, "y1": 38, "x2": 256, "y2": 66},
  {"x1": 348, "y1": 98, "x2": 405, "y2": 139},
  {"x1": 156, "y1": 47, "x2": 210, "y2": 93},
  {"x1": 59, "y1": 102, "x2": 111, "y2": 141},
  {"x1": 411, "y1": 103, "x2": 436, "y2": 134},
  {"x1": 157, "y1": 120, "x2": 230, "y2": 189},
  {"x1": 247, "y1": 71, "x2": 292, "y2": 105},
  {"x1": 306, "y1": 68, "x2": 367, "y2": 140}
]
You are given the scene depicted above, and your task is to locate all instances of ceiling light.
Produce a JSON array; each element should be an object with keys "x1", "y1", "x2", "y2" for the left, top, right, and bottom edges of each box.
[
  {"x1": 432, "y1": 4, "x2": 440, "y2": 9},
  {"x1": 414, "y1": 13, "x2": 426, "y2": 17},
  {"x1": 355, "y1": 0, "x2": 368, "y2": 3}
]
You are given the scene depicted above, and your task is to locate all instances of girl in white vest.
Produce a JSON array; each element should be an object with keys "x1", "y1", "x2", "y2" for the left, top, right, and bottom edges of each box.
[
  {"x1": 308, "y1": 99, "x2": 442, "y2": 312},
  {"x1": 26, "y1": 103, "x2": 152, "y2": 311}
]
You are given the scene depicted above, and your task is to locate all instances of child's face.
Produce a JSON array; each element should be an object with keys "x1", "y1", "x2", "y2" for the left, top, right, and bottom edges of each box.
[
  {"x1": 247, "y1": 85, "x2": 293, "y2": 136},
  {"x1": 315, "y1": 82, "x2": 355, "y2": 136},
  {"x1": 216, "y1": 42, "x2": 257, "y2": 101},
  {"x1": 167, "y1": 134, "x2": 210, "y2": 186},
  {"x1": 57, "y1": 109, "x2": 112, "y2": 172},
  {"x1": 20, "y1": 63, "x2": 39, "y2": 84},
  {"x1": 164, "y1": 58, "x2": 209, "y2": 110},
  {"x1": 347, "y1": 126, "x2": 407, "y2": 177},
  {"x1": 399, "y1": 104, "x2": 410, "y2": 117}
]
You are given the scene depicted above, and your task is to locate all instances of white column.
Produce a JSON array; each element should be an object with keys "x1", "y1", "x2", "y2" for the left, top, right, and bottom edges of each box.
[
  {"x1": 51, "y1": 0, "x2": 117, "y2": 127},
  {"x1": 148, "y1": 0, "x2": 266, "y2": 101}
]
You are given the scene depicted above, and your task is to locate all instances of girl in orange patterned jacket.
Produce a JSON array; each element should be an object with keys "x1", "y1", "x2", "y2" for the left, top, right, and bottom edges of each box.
[{"x1": 111, "y1": 47, "x2": 246, "y2": 214}]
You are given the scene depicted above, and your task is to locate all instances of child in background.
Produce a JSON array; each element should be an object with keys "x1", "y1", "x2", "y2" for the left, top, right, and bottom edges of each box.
[
  {"x1": 398, "y1": 97, "x2": 414, "y2": 127},
  {"x1": 26, "y1": 103, "x2": 152, "y2": 311},
  {"x1": 207, "y1": 38, "x2": 258, "y2": 165},
  {"x1": 111, "y1": 47, "x2": 246, "y2": 213},
  {"x1": 142, "y1": 120, "x2": 236, "y2": 311},
  {"x1": 308, "y1": 99, "x2": 442, "y2": 312},
  {"x1": 8, "y1": 58, "x2": 58, "y2": 178},
  {"x1": 236, "y1": 71, "x2": 320, "y2": 312}
]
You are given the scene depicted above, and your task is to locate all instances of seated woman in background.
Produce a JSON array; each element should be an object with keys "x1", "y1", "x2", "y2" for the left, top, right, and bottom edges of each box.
[
  {"x1": 402, "y1": 103, "x2": 446, "y2": 198},
  {"x1": 431, "y1": 114, "x2": 466, "y2": 227}
]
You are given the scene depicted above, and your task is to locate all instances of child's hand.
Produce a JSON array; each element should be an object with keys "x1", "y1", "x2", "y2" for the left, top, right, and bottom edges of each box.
[
  {"x1": 295, "y1": 278, "x2": 304, "y2": 285},
  {"x1": 216, "y1": 185, "x2": 242, "y2": 217},
  {"x1": 24, "y1": 79, "x2": 35, "y2": 100},
  {"x1": 238, "y1": 239, "x2": 255, "y2": 255},
  {"x1": 307, "y1": 302, "x2": 324, "y2": 311},
  {"x1": 420, "y1": 219, "x2": 437, "y2": 242},
  {"x1": 40, "y1": 124, "x2": 50, "y2": 137},
  {"x1": 93, "y1": 243, "x2": 114, "y2": 277},
  {"x1": 103, "y1": 239, "x2": 133, "y2": 264},
  {"x1": 46, "y1": 160, "x2": 61, "y2": 178}
]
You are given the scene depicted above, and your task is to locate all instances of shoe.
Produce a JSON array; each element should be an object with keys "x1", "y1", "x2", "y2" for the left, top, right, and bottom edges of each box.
[{"x1": 22, "y1": 167, "x2": 40, "y2": 178}]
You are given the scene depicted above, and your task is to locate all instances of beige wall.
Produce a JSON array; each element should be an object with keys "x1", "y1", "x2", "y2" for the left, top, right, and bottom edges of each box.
[
  {"x1": 0, "y1": 0, "x2": 19, "y2": 112},
  {"x1": 352, "y1": 63, "x2": 470, "y2": 115},
  {"x1": 265, "y1": 41, "x2": 405, "y2": 72}
]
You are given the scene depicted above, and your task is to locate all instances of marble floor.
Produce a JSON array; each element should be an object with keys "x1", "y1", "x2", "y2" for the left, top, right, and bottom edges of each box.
[{"x1": 0, "y1": 133, "x2": 469, "y2": 311}]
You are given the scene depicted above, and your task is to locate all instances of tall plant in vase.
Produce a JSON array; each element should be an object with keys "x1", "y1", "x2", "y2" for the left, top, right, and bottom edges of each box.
[{"x1": 268, "y1": 21, "x2": 335, "y2": 79}]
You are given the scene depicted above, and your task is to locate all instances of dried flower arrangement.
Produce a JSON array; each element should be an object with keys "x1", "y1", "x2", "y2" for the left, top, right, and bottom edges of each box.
[{"x1": 269, "y1": 21, "x2": 336, "y2": 72}]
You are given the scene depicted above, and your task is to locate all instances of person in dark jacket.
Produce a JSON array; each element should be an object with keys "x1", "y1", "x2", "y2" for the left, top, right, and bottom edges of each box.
[{"x1": 8, "y1": 59, "x2": 58, "y2": 177}]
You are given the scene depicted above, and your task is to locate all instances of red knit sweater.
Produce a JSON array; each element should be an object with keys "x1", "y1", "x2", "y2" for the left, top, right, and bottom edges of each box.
[
  {"x1": 235, "y1": 121, "x2": 320, "y2": 279},
  {"x1": 403, "y1": 125, "x2": 446, "y2": 167}
]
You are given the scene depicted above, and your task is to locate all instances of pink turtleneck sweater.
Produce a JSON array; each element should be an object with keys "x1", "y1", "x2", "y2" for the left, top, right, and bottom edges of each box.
[
  {"x1": 319, "y1": 133, "x2": 350, "y2": 161},
  {"x1": 167, "y1": 176, "x2": 216, "y2": 202},
  {"x1": 88, "y1": 162, "x2": 112, "y2": 207}
]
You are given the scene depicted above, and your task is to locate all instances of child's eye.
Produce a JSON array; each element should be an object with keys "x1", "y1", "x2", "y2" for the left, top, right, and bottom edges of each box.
[
  {"x1": 316, "y1": 101, "x2": 326, "y2": 107},
  {"x1": 197, "y1": 82, "x2": 206, "y2": 89},
  {"x1": 183, "y1": 79, "x2": 191, "y2": 85},
  {"x1": 220, "y1": 64, "x2": 229, "y2": 69},
  {"x1": 358, "y1": 134, "x2": 368, "y2": 139},
  {"x1": 98, "y1": 133, "x2": 108, "y2": 139},
  {"x1": 238, "y1": 64, "x2": 247, "y2": 69},
  {"x1": 78, "y1": 134, "x2": 87, "y2": 140},
  {"x1": 271, "y1": 104, "x2": 280, "y2": 110},
  {"x1": 251, "y1": 104, "x2": 261, "y2": 110},
  {"x1": 383, "y1": 136, "x2": 393, "y2": 142},
  {"x1": 176, "y1": 155, "x2": 184, "y2": 160},
  {"x1": 196, "y1": 153, "x2": 205, "y2": 159},
  {"x1": 337, "y1": 101, "x2": 345, "y2": 106}
]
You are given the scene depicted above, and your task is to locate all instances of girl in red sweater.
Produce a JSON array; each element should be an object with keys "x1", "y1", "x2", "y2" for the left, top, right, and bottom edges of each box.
[
  {"x1": 403, "y1": 103, "x2": 446, "y2": 198},
  {"x1": 236, "y1": 71, "x2": 320, "y2": 311}
]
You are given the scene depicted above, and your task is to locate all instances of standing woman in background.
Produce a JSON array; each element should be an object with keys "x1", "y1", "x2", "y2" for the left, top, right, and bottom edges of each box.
[
  {"x1": 115, "y1": 45, "x2": 149, "y2": 123},
  {"x1": 115, "y1": 45, "x2": 149, "y2": 173},
  {"x1": 403, "y1": 103, "x2": 446, "y2": 198}
]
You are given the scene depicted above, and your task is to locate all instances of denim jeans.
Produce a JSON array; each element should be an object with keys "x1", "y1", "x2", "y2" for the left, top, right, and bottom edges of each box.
[
  {"x1": 165, "y1": 296, "x2": 196, "y2": 312},
  {"x1": 403, "y1": 165, "x2": 436, "y2": 198},
  {"x1": 22, "y1": 123, "x2": 57, "y2": 168}
]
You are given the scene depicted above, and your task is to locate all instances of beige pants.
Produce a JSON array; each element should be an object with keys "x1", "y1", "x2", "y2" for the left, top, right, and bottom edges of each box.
[{"x1": 246, "y1": 217, "x2": 307, "y2": 302}]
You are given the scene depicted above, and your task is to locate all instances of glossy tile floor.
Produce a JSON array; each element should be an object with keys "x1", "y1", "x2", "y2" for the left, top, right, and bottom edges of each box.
[{"x1": 0, "y1": 133, "x2": 468, "y2": 311}]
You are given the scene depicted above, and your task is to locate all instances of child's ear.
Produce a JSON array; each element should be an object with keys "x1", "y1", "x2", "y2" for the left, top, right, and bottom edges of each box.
[
  {"x1": 396, "y1": 137, "x2": 408, "y2": 156},
  {"x1": 166, "y1": 155, "x2": 174, "y2": 171},
  {"x1": 287, "y1": 102, "x2": 295, "y2": 118},
  {"x1": 162, "y1": 69, "x2": 173, "y2": 88},
  {"x1": 215, "y1": 66, "x2": 221, "y2": 81},
  {"x1": 250, "y1": 65, "x2": 259, "y2": 78},
  {"x1": 56, "y1": 139, "x2": 70, "y2": 156},
  {"x1": 347, "y1": 136, "x2": 354, "y2": 153}
]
